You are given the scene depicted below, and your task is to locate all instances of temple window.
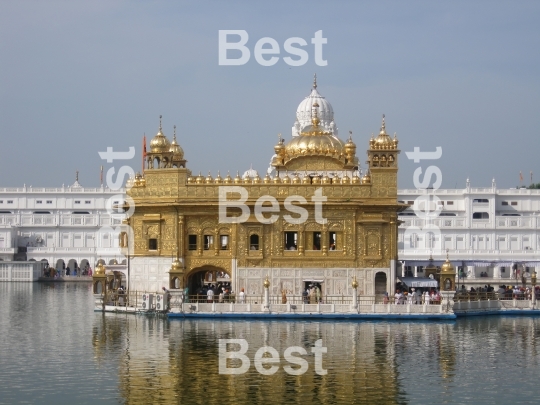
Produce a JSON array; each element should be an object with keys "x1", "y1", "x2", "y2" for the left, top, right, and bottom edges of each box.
[
  {"x1": 220, "y1": 235, "x2": 229, "y2": 250},
  {"x1": 284, "y1": 232, "x2": 297, "y2": 250},
  {"x1": 329, "y1": 232, "x2": 337, "y2": 250},
  {"x1": 188, "y1": 235, "x2": 197, "y2": 250},
  {"x1": 250, "y1": 234, "x2": 259, "y2": 250},
  {"x1": 312, "y1": 232, "x2": 321, "y2": 250},
  {"x1": 148, "y1": 238, "x2": 158, "y2": 250},
  {"x1": 203, "y1": 235, "x2": 213, "y2": 250}
]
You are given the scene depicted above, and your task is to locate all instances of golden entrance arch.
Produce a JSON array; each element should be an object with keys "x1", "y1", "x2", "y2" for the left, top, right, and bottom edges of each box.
[{"x1": 186, "y1": 266, "x2": 231, "y2": 295}]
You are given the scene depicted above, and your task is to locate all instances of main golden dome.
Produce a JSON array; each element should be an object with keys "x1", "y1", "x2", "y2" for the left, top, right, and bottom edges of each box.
[
  {"x1": 150, "y1": 115, "x2": 170, "y2": 153},
  {"x1": 283, "y1": 105, "x2": 344, "y2": 160}
]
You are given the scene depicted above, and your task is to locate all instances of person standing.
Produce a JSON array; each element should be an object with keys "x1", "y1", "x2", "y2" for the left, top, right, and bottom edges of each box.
[
  {"x1": 238, "y1": 288, "x2": 245, "y2": 303},
  {"x1": 207, "y1": 286, "x2": 214, "y2": 303}
]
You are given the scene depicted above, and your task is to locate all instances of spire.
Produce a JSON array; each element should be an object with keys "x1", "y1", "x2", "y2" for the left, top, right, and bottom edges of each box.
[
  {"x1": 173, "y1": 125, "x2": 177, "y2": 141},
  {"x1": 75, "y1": 170, "x2": 79, "y2": 182},
  {"x1": 380, "y1": 114, "x2": 386, "y2": 135},
  {"x1": 348, "y1": 130, "x2": 353, "y2": 142},
  {"x1": 313, "y1": 73, "x2": 317, "y2": 89},
  {"x1": 159, "y1": 115, "x2": 163, "y2": 132}
]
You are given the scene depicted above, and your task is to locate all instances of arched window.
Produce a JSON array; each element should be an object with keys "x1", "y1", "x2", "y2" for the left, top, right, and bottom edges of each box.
[{"x1": 250, "y1": 234, "x2": 259, "y2": 250}]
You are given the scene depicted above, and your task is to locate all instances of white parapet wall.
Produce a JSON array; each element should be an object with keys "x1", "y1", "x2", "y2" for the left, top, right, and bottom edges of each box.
[{"x1": 0, "y1": 261, "x2": 42, "y2": 282}]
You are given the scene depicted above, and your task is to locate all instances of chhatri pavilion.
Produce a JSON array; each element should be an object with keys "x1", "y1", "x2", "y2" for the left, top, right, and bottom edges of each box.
[{"x1": 122, "y1": 77, "x2": 405, "y2": 298}]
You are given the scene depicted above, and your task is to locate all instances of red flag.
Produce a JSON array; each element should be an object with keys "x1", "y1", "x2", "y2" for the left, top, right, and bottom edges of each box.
[{"x1": 142, "y1": 134, "x2": 147, "y2": 172}]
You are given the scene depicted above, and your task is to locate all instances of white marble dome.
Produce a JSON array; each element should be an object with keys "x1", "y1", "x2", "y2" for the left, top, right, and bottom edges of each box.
[
  {"x1": 292, "y1": 79, "x2": 337, "y2": 137},
  {"x1": 242, "y1": 165, "x2": 259, "y2": 179}
]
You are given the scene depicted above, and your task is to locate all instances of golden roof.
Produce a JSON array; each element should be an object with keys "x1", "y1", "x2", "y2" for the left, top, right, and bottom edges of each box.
[
  {"x1": 150, "y1": 115, "x2": 171, "y2": 153},
  {"x1": 370, "y1": 115, "x2": 399, "y2": 150}
]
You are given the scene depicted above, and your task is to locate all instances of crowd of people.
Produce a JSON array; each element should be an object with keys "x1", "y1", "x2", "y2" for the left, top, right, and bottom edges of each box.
[
  {"x1": 42, "y1": 262, "x2": 93, "y2": 278},
  {"x1": 187, "y1": 283, "x2": 235, "y2": 303},
  {"x1": 387, "y1": 288, "x2": 441, "y2": 305},
  {"x1": 303, "y1": 284, "x2": 322, "y2": 303}
]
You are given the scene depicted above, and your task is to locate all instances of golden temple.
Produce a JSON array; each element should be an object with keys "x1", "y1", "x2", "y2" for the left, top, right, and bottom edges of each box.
[{"x1": 121, "y1": 77, "x2": 405, "y2": 298}]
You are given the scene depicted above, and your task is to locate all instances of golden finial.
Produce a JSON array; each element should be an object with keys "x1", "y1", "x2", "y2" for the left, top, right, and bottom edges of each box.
[
  {"x1": 348, "y1": 130, "x2": 353, "y2": 142},
  {"x1": 263, "y1": 275, "x2": 270, "y2": 288},
  {"x1": 380, "y1": 114, "x2": 386, "y2": 135},
  {"x1": 313, "y1": 73, "x2": 317, "y2": 89},
  {"x1": 351, "y1": 275, "x2": 358, "y2": 289},
  {"x1": 311, "y1": 102, "x2": 320, "y2": 126},
  {"x1": 173, "y1": 125, "x2": 177, "y2": 141},
  {"x1": 446, "y1": 248, "x2": 449, "y2": 260},
  {"x1": 159, "y1": 115, "x2": 162, "y2": 131},
  {"x1": 75, "y1": 170, "x2": 79, "y2": 182}
]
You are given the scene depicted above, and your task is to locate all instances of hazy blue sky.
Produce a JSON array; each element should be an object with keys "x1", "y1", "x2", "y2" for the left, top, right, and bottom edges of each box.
[{"x1": 1, "y1": 1, "x2": 539, "y2": 189}]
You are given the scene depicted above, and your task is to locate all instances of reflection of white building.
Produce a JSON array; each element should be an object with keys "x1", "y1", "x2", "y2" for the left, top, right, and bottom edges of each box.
[
  {"x1": 0, "y1": 178, "x2": 125, "y2": 271},
  {"x1": 398, "y1": 179, "x2": 540, "y2": 285}
]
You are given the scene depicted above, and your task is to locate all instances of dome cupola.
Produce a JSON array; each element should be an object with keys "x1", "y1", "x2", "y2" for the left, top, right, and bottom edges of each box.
[{"x1": 150, "y1": 115, "x2": 170, "y2": 153}]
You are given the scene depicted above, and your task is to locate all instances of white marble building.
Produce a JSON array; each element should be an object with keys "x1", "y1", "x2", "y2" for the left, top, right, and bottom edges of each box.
[
  {"x1": 0, "y1": 179, "x2": 125, "y2": 272},
  {"x1": 397, "y1": 179, "x2": 540, "y2": 286}
]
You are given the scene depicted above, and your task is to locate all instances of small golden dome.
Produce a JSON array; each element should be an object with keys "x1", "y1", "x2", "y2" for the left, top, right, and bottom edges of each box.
[
  {"x1": 282, "y1": 173, "x2": 291, "y2": 184},
  {"x1": 322, "y1": 173, "x2": 331, "y2": 185},
  {"x1": 344, "y1": 132, "x2": 356, "y2": 154},
  {"x1": 302, "y1": 173, "x2": 311, "y2": 184},
  {"x1": 263, "y1": 173, "x2": 271, "y2": 184},
  {"x1": 205, "y1": 172, "x2": 213, "y2": 184},
  {"x1": 272, "y1": 173, "x2": 281, "y2": 184},
  {"x1": 234, "y1": 171, "x2": 242, "y2": 184},
  {"x1": 94, "y1": 262, "x2": 106, "y2": 275},
  {"x1": 243, "y1": 175, "x2": 251, "y2": 184},
  {"x1": 274, "y1": 135, "x2": 285, "y2": 155},
  {"x1": 361, "y1": 171, "x2": 371, "y2": 184},
  {"x1": 169, "y1": 125, "x2": 184, "y2": 159},
  {"x1": 195, "y1": 172, "x2": 204, "y2": 184},
  {"x1": 150, "y1": 115, "x2": 171, "y2": 153},
  {"x1": 341, "y1": 174, "x2": 350, "y2": 184},
  {"x1": 224, "y1": 172, "x2": 233, "y2": 184},
  {"x1": 292, "y1": 172, "x2": 301, "y2": 184},
  {"x1": 263, "y1": 275, "x2": 270, "y2": 289},
  {"x1": 253, "y1": 174, "x2": 262, "y2": 184},
  {"x1": 441, "y1": 251, "x2": 455, "y2": 274},
  {"x1": 111, "y1": 258, "x2": 118, "y2": 265},
  {"x1": 352, "y1": 172, "x2": 361, "y2": 184},
  {"x1": 214, "y1": 171, "x2": 223, "y2": 184},
  {"x1": 170, "y1": 258, "x2": 183, "y2": 273},
  {"x1": 187, "y1": 176, "x2": 194, "y2": 184},
  {"x1": 331, "y1": 176, "x2": 340, "y2": 184},
  {"x1": 312, "y1": 175, "x2": 321, "y2": 184},
  {"x1": 373, "y1": 115, "x2": 394, "y2": 149}
]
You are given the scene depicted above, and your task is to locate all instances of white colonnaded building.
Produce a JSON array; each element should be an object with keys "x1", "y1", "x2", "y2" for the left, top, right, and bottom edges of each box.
[{"x1": 0, "y1": 175, "x2": 125, "y2": 278}]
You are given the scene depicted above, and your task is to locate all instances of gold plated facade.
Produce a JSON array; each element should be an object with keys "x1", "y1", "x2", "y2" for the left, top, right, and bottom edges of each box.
[{"x1": 125, "y1": 83, "x2": 405, "y2": 295}]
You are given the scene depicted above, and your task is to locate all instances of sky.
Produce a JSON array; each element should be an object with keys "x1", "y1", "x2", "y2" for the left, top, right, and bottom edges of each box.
[{"x1": 1, "y1": 0, "x2": 539, "y2": 190}]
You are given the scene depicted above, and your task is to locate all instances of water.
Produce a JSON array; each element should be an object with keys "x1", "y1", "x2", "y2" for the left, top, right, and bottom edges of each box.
[{"x1": 1, "y1": 283, "x2": 540, "y2": 405}]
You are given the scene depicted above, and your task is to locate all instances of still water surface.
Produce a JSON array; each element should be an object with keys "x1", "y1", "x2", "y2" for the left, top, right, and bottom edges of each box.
[{"x1": 1, "y1": 283, "x2": 539, "y2": 404}]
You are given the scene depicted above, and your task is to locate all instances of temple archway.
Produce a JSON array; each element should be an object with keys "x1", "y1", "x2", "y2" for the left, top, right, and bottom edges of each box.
[
  {"x1": 375, "y1": 271, "x2": 387, "y2": 299},
  {"x1": 186, "y1": 266, "x2": 231, "y2": 296}
]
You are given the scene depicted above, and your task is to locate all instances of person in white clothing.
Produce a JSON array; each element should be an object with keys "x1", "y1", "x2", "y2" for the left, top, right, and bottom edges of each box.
[
  {"x1": 238, "y1": 288, "x2": 245, "y2": 303},
  {"x1": 424, "y1": 291, "x2": 430, "y2": 305},
  {"x1": 394, "y1": 290, "x2": 403, "y2": 304},
  {"x1": 207, "y1": 287, "x2": 214, "y2": 303}
]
